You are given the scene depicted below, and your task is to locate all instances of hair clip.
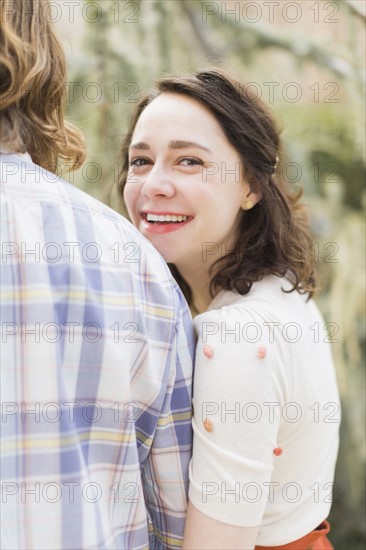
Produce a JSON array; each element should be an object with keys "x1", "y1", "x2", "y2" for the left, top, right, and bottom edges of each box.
[{"x1": 272, "y1": 155, "x2": 280, "y2": 176}]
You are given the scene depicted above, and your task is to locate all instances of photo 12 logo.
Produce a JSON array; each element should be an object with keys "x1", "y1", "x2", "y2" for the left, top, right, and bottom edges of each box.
[
  {"x1": 201, "y1": 2, "x2": 340, "y2": 24},
  {"x1": 3, "y1": 1, "x2": 140, "y2": 24}
]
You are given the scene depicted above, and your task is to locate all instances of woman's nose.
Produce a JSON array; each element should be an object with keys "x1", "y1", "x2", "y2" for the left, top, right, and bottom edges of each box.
[{"x1": 140, "y1": 164, "x2": 175, "y2": 198}]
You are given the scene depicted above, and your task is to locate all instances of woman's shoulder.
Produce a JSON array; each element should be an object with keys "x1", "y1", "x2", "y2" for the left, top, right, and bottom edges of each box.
[
  {"x1": 195, "y1": 275, "x2": 309, "y2": 325},
  {"x1": 193, "y1": 275, "x2": 323, "y2": 358},
  {"x1": 192, "y1": 280, "x2": 292, "y2": 406}
]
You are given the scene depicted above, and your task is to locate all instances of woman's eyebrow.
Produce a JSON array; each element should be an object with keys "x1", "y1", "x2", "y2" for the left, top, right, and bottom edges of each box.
[
  {"x1": 129, "y1": 140, "x2": 211, "y2": 153},
  {"x1": 169, "y1": 140, "x2": 211, "y2": 153},
  {"x1": 129, "y1": 141, "x2": 150, "y2": 151}
]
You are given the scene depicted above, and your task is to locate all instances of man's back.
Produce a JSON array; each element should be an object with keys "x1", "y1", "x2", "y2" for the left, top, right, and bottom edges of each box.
[{"x1": 1, "y1": 152, "x2": 194, "y2": 549}]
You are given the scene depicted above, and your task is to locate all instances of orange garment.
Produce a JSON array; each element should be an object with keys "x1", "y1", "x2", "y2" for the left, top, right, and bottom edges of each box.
[{"x1": 255, "y1": 520, "x2": 333, "y2": 550}]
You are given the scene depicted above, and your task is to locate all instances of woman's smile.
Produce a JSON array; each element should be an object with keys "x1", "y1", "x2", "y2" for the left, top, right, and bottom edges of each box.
[{"x1": 140, "y1": 210, "x2": 195, "y2": 233}]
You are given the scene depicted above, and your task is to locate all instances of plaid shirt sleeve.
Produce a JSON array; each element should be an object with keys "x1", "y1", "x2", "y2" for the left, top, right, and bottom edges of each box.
[
  {"x1": 142, "y1": 291, "x2": 194, "y2": 549},
  {"x1": 0, "y1": 153, "x2": 195, "y2": 550}
]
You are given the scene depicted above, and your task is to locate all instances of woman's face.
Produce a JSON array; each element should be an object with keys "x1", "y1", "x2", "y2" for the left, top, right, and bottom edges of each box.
[{"x1": 123, "y1": 93, "x2": 255, "y2": 272}]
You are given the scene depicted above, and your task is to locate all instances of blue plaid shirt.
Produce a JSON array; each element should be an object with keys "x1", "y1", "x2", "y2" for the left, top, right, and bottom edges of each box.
[{"x1": 0, "y1": 153, "x2": 195, "y2": 549}]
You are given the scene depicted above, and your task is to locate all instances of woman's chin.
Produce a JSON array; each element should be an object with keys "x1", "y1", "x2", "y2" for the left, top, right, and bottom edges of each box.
[{"x1": 139, "y1": 230, "x2": 188, "y2": 266}]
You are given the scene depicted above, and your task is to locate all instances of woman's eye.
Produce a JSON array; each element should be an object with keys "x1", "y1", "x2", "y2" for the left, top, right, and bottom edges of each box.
[
  {"x1": 129, "y1": 158, "x2": 151, "y2": 167},
  {"x1": 179, "y1": 157, "x2": 204, "y2": 166}
]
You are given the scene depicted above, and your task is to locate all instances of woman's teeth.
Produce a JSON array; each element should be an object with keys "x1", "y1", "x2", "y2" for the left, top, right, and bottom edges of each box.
[{"x1": 146, "y1": 214, "x2": 188, "y2": 223}]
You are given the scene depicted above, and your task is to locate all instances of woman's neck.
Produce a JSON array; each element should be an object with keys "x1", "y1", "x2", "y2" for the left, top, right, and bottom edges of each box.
[{"x1": 175, "y1": 262, "x2": 216, "y2": 314}]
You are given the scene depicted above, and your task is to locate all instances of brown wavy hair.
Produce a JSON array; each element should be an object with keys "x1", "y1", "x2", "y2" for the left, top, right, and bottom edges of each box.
[
  {"x1": 0, "y1": 0, "x2": 86, "y2": 171},
  {"x1": 118, "y1": 70, "x2": 316, "y2": 303}
]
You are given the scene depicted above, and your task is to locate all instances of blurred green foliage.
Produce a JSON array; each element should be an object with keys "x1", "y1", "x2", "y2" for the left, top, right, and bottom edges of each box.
[{"x1": 61, "y1": 1, "x2": 365, "y2": 546}]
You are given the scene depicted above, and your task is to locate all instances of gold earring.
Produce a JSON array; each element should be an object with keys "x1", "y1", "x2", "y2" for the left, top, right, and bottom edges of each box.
[{"x1": 242, "y1": 200, "x2": 254, "y2": 210}]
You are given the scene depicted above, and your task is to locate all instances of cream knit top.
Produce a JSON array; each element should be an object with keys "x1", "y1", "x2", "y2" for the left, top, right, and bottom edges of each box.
[{"x1": 189, "y1": 275, "x2": 340, "y2": 546}]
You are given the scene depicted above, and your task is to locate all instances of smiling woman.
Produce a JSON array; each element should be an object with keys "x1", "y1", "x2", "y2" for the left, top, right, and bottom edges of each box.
[
  {"x1": 118, "y1": 71, "x2": 315, "y2": 313},
  {"x1": 117, "y1": 70, "x2": 340, "y2": 549},
  {"x1": 122, "y1": 91, "x2": 258, "y2": 302}
]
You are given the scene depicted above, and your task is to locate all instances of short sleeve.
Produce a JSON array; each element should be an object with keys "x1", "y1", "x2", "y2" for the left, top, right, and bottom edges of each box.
[{"x1": 188, "y1": 304, "x2": 290, "y2": 527}]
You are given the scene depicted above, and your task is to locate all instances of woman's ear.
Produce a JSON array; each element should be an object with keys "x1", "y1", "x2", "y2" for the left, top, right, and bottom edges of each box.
[{"x1": 241, "y1": 190, "x2": 262, "y2": 211}]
